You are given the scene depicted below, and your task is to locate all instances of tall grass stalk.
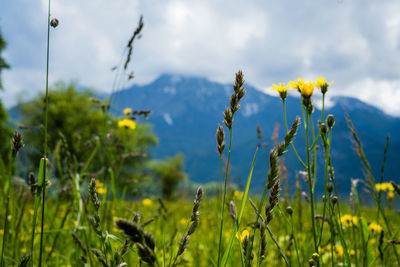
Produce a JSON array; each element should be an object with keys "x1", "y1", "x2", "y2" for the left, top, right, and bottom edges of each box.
[
  {"x1": 220, "y1": 147, "x2": 258, "y2": 267},
  {"x1": 282, "y1": 100, "x2": 305, "y2": 168},
  {"x1": 217, "y1": 129, "x2": 232, "y2": 267},
  {"x1": 346, "y1": 113, "x2": 400, "y2": 265},
  {"x1": 39, "y1": 0, "x2": 52, "y2": 265}
]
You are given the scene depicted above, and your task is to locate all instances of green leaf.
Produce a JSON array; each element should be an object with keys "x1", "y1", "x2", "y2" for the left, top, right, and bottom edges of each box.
[{"x1": 220, "y1": 147, "x2": 258, "y2": 267}]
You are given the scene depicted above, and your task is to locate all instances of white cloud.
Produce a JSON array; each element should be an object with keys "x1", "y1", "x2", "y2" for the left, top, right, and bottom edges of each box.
[{"x1": 1, "y1": 0, "x2": 400, "y2": 116}]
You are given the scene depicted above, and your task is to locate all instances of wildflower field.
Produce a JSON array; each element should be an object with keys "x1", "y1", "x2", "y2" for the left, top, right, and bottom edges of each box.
[{"x1": 1, "y1": 2, "x2": 400, "y2": 267}]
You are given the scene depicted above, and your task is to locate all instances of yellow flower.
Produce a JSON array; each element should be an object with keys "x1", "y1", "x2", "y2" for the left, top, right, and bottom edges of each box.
[
  {"x1": 142, "y1": 198, "x2": 153, "y2": 206},
  {"x1": 20, "y1": 248, "x2": 27, "y2": 253},
  {"x1": 270, "y1": 83, "x2": 293, "y2": 100},
  {"x1": 387, "y1": 183, "x2": 395, "y2": 191},
  {"x1": 234, "y1": 191, "x2": 243, "y2": 200},
  {"x1": 335, "y1": 245, "x2": 344, "y2": 258},
  {"x1": 375, "y1": 182, "x2": 395, "y2": 192},
  {"x1": 315, "y1": 77, "x2": 334, "y2": 93},
  {"x1": 375, "y1": 183, "x2": 383, "y2": 192},
  {"x1": 236, "y1": 229, "x2": 249, "y2": 242},
  {"x1": 350, "y1": 249, "x2": 356, "y2": 256},
  {"x1": 368, "y1": 222, "x2": 382, "y2": 233},
  {"x1": 97, "y1": 187, "x2": 106, "y2": 195},
  {"x1": 299, "y1": 81, "x2": 315, "y2": 97},
  {"x1": 270, "y1": 83, "x2": 288, "y2": 93},
  {"x1": 289, "y1": 78, "x2": 305, "y2": 90},
  {"x1": 123, "y1": 108, "x2": 132, "y2": 115},
  {"x1": 387, "y1": 191, "x2": 395, "y2": 201},
  {"x1": 340, "y1": 214, "x2": 357, "y2": 227},
  {"x1": 29, "y1": 209, "x2": 34, "y2": 216},
  {"x1": 118, "y1": 119, "x2": 137, "y2": 130},
  {"x1": 0, "y1": 229, "x2": 3, "y2": 235}
]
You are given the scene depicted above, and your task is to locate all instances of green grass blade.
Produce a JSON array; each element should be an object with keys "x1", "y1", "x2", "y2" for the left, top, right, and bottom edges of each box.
[{"x1": 220, "y1": 147, "x2": 258, "y2": 267}]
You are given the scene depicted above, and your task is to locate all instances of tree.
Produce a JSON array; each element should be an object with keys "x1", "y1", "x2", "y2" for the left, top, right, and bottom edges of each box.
[
  {"x1": 149, "y1": 154, "x2": 187, "y2": 199},
  {"x1": 19, "y1": 82, "x2": 158, "y2": 189},
  {"x1": 0, "y1": 28, "x2": 13, "y2": 169}
]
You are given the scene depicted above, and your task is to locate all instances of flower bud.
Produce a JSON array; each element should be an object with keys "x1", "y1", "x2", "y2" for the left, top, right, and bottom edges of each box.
[
  {"x1": 50, "y1": 18, "x2": 59, "y2": 28},
  {"x1": 320, "y1": 123, "x2": 328, "y2": 134},
  {"x1": 286, "y1": 206, "x2": 293, "y2": 216},
  {"x1": 312, "y1": 252, "x2": 320, "y2": 262},
  {"x1": 327, "y1": 183, "x2": 334, "y2": 193},
  {"x1": 332, "y1": 196, "x2": 338, "y2": 205},
  {"x1": 326, "y1": 114, "x2": 335, "y2": 128},
  {"x1": 308, "y1": 258, "x2": 315, "y2": 266}
]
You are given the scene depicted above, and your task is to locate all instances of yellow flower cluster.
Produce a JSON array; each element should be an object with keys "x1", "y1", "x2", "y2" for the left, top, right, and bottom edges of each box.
[
  {"x1": 270, "y1": 77, "x2": 333, "y2": 99},
  {"x1": 96, "y1": 180, "x2": 106, "y2": 195},
  {"x1": 123, "y1": 107, "x2": 132, "y2": 115},
  {"x1": 340, "y1": 214, "x2": 358, "y2": 228},
  {"x1": 375, "y1": 183, "x2": 396, "y2": 200},
  {"x1": 375, "y1": 182, "x2": 394, "y2": 192},
  {"x1": 118, "y1": 119, "x2": 137, "y2": 130},
  {"x1": 368, "y1": 222, "x2": 383, "y2": 233}
]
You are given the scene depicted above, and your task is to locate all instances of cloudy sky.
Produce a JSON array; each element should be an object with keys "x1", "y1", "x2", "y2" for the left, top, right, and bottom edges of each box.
[{"x1": 1, "y1": 0, "x2": 400, "y2": 116}]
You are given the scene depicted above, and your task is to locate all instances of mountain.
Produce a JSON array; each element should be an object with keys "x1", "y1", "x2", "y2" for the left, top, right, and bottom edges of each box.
[{"x1": 110, "y1": 74, "x2": 400, "y2": 195}]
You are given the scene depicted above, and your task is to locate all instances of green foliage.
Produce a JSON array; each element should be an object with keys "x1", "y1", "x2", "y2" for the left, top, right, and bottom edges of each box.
[
  {"x1": 149, "y1": 154, "x2": 187, "y2": 199},
  {"x1": 19, "y1": 83, "x2": 157, "y2": 189},
  {"x1": 0, "y1": 29, "x2": 13, "y2": 169}
]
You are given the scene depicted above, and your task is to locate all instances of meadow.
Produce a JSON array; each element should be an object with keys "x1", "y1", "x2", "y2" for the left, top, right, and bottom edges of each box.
[{"x1": 1, "y1": 2, "x2": 400, "y2": 267}]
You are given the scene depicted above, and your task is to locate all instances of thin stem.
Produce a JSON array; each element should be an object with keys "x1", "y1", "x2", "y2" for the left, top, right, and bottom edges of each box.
[
  {"x1": 266, "y1": 225, "x2": 290, "y2": 267},
  {"x1": 318, "y1": 129, "x2": 332, "y2": 247},
  {"x1": 39, "y1": 1, "x2": 51, "y2": 266},
  {"x1": 290, "y1": 216, "x2": 301, "y2": 267},
  {"x1": 282, "y1": 100, "x2": 306, "y2": 168},
  {"x1": 305, "y1": 111, "x2": 318, "y2": 253},
  {"x1": 217, "y1": 129, "x2": 232, "y2": 267},
  {"x1": 309, "y1": 93, "x2": 325, "y2": 151},
  {"x1": 308, "y1": 114, "x2": 317, "y2": 190}
]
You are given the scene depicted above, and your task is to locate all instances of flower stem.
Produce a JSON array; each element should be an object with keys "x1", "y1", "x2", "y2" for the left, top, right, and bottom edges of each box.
[
  {"x1": 305, "y1": 112, "x2": 318, "y2": 253},
  {"x1": 39, "y1": 1, "x2": 51, "y2": 266}
]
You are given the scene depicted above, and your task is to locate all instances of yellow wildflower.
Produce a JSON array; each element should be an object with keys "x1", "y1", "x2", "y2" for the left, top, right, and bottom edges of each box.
[
  {"x1": 29, "y1": 209, "x2": 34, "y2": 216},
  {"x1": 236, "y1": 229, "x2": 249, "y2": 242},
  {"x1": 142, "y1": 198, "x2": 153, "y2": 206},
  {"x1": 123, "y1": 107, "x2": 132, "y2": 115},
  {"x1": 288, "y1": 78, "x2": 305, "y2": 90},
  {"x1": 335, "y1": 245, "x2": 344, "y2": 258},
  {"x1": 20, "y1": 248, "x2": 27, "y2": 253},
  {"x1": 299, "y1": 81, "x2": 315, "y2": 97},
  {"x1": 340, "y1": 214, "x2": 358, "y2": 227},
  {"x1": 270, "y1": 83, "x2": 292, "y2": 100},
  {"x1": 270, "y1": 83, "x2": 288, "y2": 93},
  {"x1": 315, "y1": 77, "x2": 334, "y2": 94},
  {"x1": 118, "y1": 119, "x2": 137, "y2": 130},
  {"x1": 0, "y1": 229, "x2": 3, "y2": 235},
  {"x1": 387, "y1": 191, "x2": 395, "y2": 201},
  {"x1": 234, "y1": 191, "x2": 243, "y2": 200},
  {"x1": 350, "y1": 249, "x2": 356, "y2": 256},
  {"x1": 368, "y1": 222, "x2": 382, "y2": 233},
  {"x1": 375, "y1": 182, "x2": 394, "y2": 192}
]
